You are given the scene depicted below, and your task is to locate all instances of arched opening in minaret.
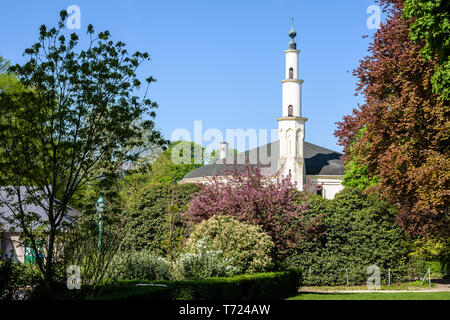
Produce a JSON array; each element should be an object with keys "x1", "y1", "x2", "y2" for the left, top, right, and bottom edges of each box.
[
  {"x1": 289, "y1": 67, "x2": 294, "y2": 79},
  {"x1": 288, "y1": 105, "x2": 293, "y2": 117}
]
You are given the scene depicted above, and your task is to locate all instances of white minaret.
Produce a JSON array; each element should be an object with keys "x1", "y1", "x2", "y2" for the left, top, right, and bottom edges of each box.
[{"x1": 278, "y1": 25, "x2": 307, "y2": 190}]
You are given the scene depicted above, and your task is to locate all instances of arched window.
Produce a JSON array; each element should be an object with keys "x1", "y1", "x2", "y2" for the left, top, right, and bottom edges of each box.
[
  {"x1": 289, "y1": 67, "x2": 294, "y2": 79},
  {"x1": 288, "y1": 105, "x2": 293, "y2": 117}
]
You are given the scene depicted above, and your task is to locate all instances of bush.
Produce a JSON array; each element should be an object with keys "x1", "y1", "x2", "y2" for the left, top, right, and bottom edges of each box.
[
  {"x1": 426, "y1": 261, "x2": 450, "y2": 278},
  {"x1": 407, "y1": 257, "x2": 450, "y2": 279},
  {"x1": 122, "y1": 183, "x2": 200, "y2": 254},
  {"x1": 184, "y1": 215, "x2": 274, "y2": 274},
  {"x1": 104, "y1": 251, "x2": 172, "y2": 281},
  {"x1": 94, "y1": 270, "x2": 302, "y2": 300},
  {"x1": 284, "y1": 188, "x2": 411, "y2": 285},
  {"x1": 409, "y1": 236, "x2": 450, "y2": 262},
  {"x1": 172, "y1": 239, "x2": 238, "y2": 280}
]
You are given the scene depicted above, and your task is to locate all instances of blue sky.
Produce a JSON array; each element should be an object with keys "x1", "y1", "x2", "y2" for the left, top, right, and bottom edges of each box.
[{"x1": 0, "y1": 0, "x2": 383, "y2": 153}]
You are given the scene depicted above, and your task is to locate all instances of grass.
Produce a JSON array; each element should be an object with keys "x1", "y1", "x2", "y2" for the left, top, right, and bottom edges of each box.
[
  {"x1": 287, "y1": 291, "x2": 450, "y2": 300},
  {"x1": 300, "y1": 281, "x2": 436, "y2": 291}
]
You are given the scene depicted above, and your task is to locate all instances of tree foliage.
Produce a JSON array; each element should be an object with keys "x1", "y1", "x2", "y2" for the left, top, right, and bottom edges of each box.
[
  {"x1": 335, "y1": 0, "x2": 449, "y2": 238},
  {"x1": 342, "y1": 128, "x2": 379, "y2": 191},
  {"x1": 403, "y1": 0, "x2": 450, "y2": 99},
  {"x1": 343, "y1": 159, "x2": 379, "y2": 191},
  {"x1": 207, "y1": 147, "x2": 238, "y2": 164},
  {"x1": 121, "y1": 183, "x2": 200, "y2": 255},
  {"x1": 0, "y1": 11, "x2": 164, "y2": 286},
  {"x1": 409, "y1": 236, "x2": 450, "y2": 262},
  {"x1": 121, "y1": 141, "x2": 204, "y2": 189},
  {"x1": 0, "y1": 56, "x2": 24, "y2": 94},
  {"x1": 285, "y1": 188, "x2": 411, "y2": 285},
  {"x1": 149, "y1": 141, "x2": 204, "y2": 184}
]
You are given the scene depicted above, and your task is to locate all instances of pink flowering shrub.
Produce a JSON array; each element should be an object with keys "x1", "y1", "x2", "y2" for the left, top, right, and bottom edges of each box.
[{"x1": 185, "y1": 165, "x2": 323, "y2": 260}]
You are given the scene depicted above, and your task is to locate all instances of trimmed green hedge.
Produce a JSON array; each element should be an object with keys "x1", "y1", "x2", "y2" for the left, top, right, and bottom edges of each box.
[
  {"x1": 284, "y1": 188, "x2": 411, "y2": 285},
  {"x1": 93, "y1": 270, "x2": 301, "y2": 300}
]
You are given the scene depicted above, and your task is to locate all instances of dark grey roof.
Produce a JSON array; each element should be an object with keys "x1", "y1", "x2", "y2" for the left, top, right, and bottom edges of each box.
[{"x1": 183, "y1": 141, "x2": 344, "y2": 180}]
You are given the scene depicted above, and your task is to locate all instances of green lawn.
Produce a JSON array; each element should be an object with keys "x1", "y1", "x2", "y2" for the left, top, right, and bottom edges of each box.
[
  {"x1": 287, "y1": 291, "x2": 450, "y2": 300},
  {"x1": 298, "y1": 281, "x2": 437, "y2": 291}
]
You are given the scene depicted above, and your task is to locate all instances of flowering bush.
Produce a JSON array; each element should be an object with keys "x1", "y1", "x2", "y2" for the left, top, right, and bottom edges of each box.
[
  {"x1": 172, "y1": 239, "x2": 238, "y2": 280},
  {"x1": 185, "y1": 215, "x2": 274, "y2": 274},
  {"x1": 185, "y1": 165, "x2": 323, "y2": 260}
]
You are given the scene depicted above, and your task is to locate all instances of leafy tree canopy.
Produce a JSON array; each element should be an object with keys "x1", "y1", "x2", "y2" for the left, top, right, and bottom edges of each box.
[
  {"x1": 120, "y1": 140, "x2": 204, "y2": 191},
  {"x1": 403, "y1": 0, "x2": 450, "y2": 99},
  {"x1": 0, "y1": 10, "x2": 165, "y2": 286},
  {"x1": 335, "y1": 0, "x2": 449, "y2": 238},
  {"x1": 207, "y1": 147, "x2": 238, "y2": 164}
]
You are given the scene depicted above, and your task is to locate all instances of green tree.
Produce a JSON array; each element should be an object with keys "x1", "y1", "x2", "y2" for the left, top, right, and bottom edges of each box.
[
  {"x1": 0, "y1": 56, "x2": 24, "y2": 94},
  {"x1": 121, "y1": 140, "x2": 204, "y2": 190},
  {"x1": 342, "y1": 160, "x2": 379, "y2": 191},
  {"x1": 285, "y1": 188, "x2": 411, "y2": 285},
  {"x1": 335, "y1": 0, "x2": 449, "y2": 238},
  {"x1": 403, "y1": 0, "x2": 450, "y2": 99},
  {"x1": 207, "y1": 147, "x2": 238, "y2": 164},
  {"x1": 0, "y1": 11, "x2": 164, "y2": 288},
  {"x1": 151, "y1": 141, "x2": 205, "y2": 184},
  {"x1": 342, "y1": 129, "x2": 379, "y2": 191},
  {"x1": 121, "y1": 183, "x2": 200, "y2": 255}
]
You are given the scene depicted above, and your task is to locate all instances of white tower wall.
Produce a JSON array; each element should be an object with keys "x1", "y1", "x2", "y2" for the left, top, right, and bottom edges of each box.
[
  {"x1": 282, "y1": 80, "x2": 302, "y2": 117},
  {"x1": 285, "y1": 50, "x2": 299, "y2": 79}
]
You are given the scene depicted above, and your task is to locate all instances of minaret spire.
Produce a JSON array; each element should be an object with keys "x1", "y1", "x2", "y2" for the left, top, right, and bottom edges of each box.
[{"x1": 278, "y1": 23, "x2": 307, "y2": 190}]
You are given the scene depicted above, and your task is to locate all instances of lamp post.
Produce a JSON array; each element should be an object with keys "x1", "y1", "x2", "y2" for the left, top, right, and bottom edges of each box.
[{"x1": 96, "y1": 196, "x2": 105, "y2": 256}]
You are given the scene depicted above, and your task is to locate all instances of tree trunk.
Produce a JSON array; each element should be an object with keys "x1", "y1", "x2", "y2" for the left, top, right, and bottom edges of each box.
[{"x1": 43, "y1": 226, "x2": 56, "y2": 292}]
